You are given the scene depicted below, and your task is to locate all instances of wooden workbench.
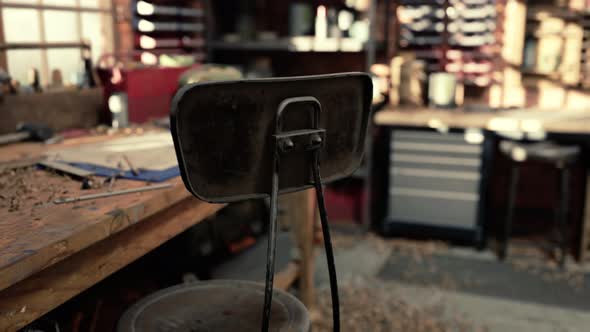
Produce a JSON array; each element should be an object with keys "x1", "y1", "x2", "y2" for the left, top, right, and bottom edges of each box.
[
  {"x1": 374, "y1": 107, "x2": 590, "y2": 135},
  {"x1": 374, "y1": 107, "x2": 590, "y2": 261},
  {"x1": 0, "y1": 134, "x2": 316, "y2": 331}
]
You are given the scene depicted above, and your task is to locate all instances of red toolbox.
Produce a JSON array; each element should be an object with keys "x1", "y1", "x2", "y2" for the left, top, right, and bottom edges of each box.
[{"x1": 97, "y1": 53, "x2": 199, "y2": 124}]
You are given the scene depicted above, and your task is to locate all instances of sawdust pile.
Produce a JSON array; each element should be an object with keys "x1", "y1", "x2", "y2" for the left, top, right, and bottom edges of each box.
[
  {"x1": 330, "y1": 230, "x2": 586, "y2": 292},
  {"x1": 0, "y1": 167, "x2": 42, "y2": 211},
  {"x1": 311, "y1": 280, "x2": 486, "y2": 332},
  {"x1": 331, "y1": 231, "x2": 449, "y2": 260},
  {"x1": 387, "y1": 237, "x2": 449, "y2": 262},
  {"x1": 0, "y1": 167, "x2": 63, "y2": 211},
  {"x1": 509, "y1": 248, "x2": 586, "y2": 291}
]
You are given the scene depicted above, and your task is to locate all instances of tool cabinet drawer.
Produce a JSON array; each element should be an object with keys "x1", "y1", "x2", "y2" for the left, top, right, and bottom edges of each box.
[
  {"x1": 387, "y1": 193, "x2": 479, "y2": 230},
  {"x1": 390, "y1": 167, "x2": 480, "y2": 193}
]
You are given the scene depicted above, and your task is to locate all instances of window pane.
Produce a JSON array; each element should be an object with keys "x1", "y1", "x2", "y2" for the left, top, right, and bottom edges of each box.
[
  {"x1": 81, "y1": 12, "x2": 113, "y2": 62},
  {"x1": 79, "y1": 0, "x2": 99, "y2": 8},
  {"x1": 43, "y1": 10, "x2": 78, "y2": 42},
  {"x1": 78, "y1": 0, "x2": 111, "y2": 9},
  {"x1": 47, "y1": 49, "x2": 82, "y2": 86},
  {"x1": 42, "y1": 0, "x2": 76, "y2": 6},
  {"x1": 2, "y1": 0, "x2": 38, "y2": 3},
  {"x1": 6, "y1": 50, "x2": 43, "y2": 85},
  {"x1": 3, "y1": 8, "x2": 41, "y2": 43}
]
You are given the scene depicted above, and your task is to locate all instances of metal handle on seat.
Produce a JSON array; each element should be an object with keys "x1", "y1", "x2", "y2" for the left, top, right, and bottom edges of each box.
[{"x1": 261, "y1": 97, "x2": 340, "y2": 332}]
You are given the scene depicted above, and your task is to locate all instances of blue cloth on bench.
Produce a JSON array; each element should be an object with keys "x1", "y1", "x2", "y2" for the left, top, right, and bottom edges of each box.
[{"x1": 68, "y1": 162, "x2": 180, "y2": 182}]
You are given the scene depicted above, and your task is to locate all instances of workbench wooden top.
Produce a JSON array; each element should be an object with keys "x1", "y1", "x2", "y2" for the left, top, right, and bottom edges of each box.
[
  {"x1": 374, "y1": 107, "x2": 590, "y2": 135},
  {"x1": 0, "y1": 135, "x2": 219, "y2": 295},
  {"x1": 374, "y1": 108, "x2": 491, "y2": 129}
]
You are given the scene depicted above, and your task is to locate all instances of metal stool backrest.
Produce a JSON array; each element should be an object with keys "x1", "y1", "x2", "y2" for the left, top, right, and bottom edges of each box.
[{"x1": 170, "y1": 73, "x2": 373, "y2": 332}]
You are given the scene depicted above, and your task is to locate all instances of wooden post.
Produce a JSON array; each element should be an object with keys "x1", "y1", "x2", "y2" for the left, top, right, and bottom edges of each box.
[
  {"x1": 0, "y1": 5, "x2": 7, "y2": 70},
  {"x1": 580, "y1": 175, "x2": 590, "y2": 261},
  {"x1": 279, "y1": 190, "x2": 316, "y2": 308}
]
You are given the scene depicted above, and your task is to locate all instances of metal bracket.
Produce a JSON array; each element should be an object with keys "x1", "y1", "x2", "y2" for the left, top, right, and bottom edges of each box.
[
  {"x1": 262, "y1": 96, "x2": 339, "y2": 332},
  {"x1": 273, "y1": 96, "x2": 326, "y2": 155}
]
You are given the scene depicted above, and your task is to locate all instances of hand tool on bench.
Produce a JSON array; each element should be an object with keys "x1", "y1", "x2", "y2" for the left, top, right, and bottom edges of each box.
[
  {"x1": 106, "y1": 168, "x2": 125, "y2": 191},
  {"x1": 0, "y1": 123, "x2": 54, "y2": 146},
  {"x1": 122, "y1": 154, "x2": 140, "y2": 176},
  {"x1": 53, "y1": 183, "x2": 172, "y2": 204},
  {"x1": 38, "y1": 160, "x2": 94, "y2": 179}
]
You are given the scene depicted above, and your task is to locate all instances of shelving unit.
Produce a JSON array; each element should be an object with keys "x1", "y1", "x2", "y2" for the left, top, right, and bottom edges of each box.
[
  {"x1": 386, "y1": 0, "x2": 590, "y2": 109},
  {"x1": 388, "y1": 0, "x2": 505, "y2": 107},
  {"x1": 113, "y1": 0, "x2": 208, "y2": 65},
  {"x1": 580, "y1": 12, "x2": 590, "y2": 88},
  {"x1": 207, "y1": 0, "x2": 388, "y2": 76},
  {"x1": 210, "y1": 37, "x2": 377, "y2": 53},
  {"x1": 516, "y1": 1, "x2": 590, "y2": 108},
  {"x1": 396, "y1": 0, "x2": 502, "y2": 87}
]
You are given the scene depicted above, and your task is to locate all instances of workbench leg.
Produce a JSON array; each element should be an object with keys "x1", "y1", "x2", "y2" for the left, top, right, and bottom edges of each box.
[
  {"x1": 579, "y1": 174, "x2": 590, "y2": 262},
  {"x1": 300, "y1": 189, "x2": 317, "y2": 308},
  {"x1": 281, "y1": 190, "x2": 316, "y2": 309}
]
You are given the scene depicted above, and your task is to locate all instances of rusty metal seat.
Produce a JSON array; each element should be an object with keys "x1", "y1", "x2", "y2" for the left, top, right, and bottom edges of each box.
[
  {"x1": 118, "y1": 73, "x2": 373, "y2": 332},
  {"x1": 118, "y1": 280, "x2": 310, "y2": 332}
]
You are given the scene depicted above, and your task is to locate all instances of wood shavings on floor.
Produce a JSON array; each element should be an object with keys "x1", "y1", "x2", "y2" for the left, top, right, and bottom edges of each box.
[{"x1": 311, "y1": 279, "x2": 487, "y2": 332}]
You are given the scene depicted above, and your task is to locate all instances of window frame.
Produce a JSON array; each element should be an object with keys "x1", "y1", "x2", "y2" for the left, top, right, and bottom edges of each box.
[{"x1": 0, "y1": 0, "x2": 115, "y2": 86}]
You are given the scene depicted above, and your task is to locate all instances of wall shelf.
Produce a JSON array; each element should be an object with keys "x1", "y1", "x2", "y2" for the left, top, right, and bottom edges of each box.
[{"x1": 210, "y1": 37, "x2": 377, "y2": 53}]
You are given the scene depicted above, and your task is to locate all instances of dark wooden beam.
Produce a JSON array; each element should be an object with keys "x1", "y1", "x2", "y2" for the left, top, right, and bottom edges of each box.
[
  {"x1": 0, "y1": 41, "x2": 90, "y2": 50},
  {"x1": 0, "y1": 2, "x2": 111, "y2": 13}
]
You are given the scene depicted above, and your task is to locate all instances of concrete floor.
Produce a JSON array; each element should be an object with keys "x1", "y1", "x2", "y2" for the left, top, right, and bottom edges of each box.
[
  {"x1": 209, "y1": 225, "x2": 590, "y2": 331},
  {"x1": 315, "y1": 226, "x2": 590, "y2": 332}
]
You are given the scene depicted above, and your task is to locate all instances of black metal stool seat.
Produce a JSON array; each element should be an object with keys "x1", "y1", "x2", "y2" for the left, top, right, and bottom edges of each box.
[
  {"x1": 500, "y1": 141, "x2": 580, "y2": 164},
  {"x1": 118, "y1": 280, "x2": 310, "y2": 332},
  {"x1": 498, "y1": 140, "x2": 580, "y2": 266},
  {"x1": 135, "y1": 73, "x2": 373, "y2": 332}
]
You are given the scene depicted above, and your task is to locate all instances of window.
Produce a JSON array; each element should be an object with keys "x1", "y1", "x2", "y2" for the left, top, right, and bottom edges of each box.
[{"x1": 0, "y1": 0, "x2": 114, "y2": 86}]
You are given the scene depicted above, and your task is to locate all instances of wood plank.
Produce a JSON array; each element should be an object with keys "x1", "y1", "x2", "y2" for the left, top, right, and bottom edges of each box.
[
  {"x1": 45, "y1": 132, "x2": 178, "y2": 171},
  {"x1": 0, "y1": 197, "x2": 224, "y2": 331},
  {"x1": 280, "y1": 190, "x2": 316, "y2": 308},
  {"x1": 0, "y1": 157, "x2": 43, "y2": 171},
  {"x1": 581, "y1": 174, "x2": 590, "y2": 261},
  {"x1": 0, "y1": 88, "x2": 103, "y2": 136},
  {"x1": 0, "y1": 142, "x2": 48, "y2": 163},
  {"x1": 0, "y1": 134, "x2": 127, "y2": 164},
  {"x1": 0, "y1": 41, "x2": 91, "y2": 50},
  {"x1": 38, "y1": 160, "x2": 94, "y2": 178},
  {"x1": 274, "y1": 262, "x2": 300, "y2": 291}
]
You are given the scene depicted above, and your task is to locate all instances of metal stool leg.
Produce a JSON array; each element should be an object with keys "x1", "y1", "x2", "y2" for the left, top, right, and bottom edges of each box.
[
  {"x1": 499, "y1": 164, "x2": 519, "y2": 260},
  {"x1": 261, "y1": 158, "x2": 280, "y2": 332},
  {"x1": 263, "y1": 133, "x2": 340, "y2": 332},
  {"x1": 557, "y1": 166, "x2": 570, "y2": 268},
  {"x1": 312, "y1": 150, "x2": 340, "y2": 332}
]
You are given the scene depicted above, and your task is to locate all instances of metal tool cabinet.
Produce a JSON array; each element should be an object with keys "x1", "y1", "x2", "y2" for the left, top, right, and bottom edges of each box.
[{"x1": 372, "y1": 127, "x2": 494, "y2": 245}]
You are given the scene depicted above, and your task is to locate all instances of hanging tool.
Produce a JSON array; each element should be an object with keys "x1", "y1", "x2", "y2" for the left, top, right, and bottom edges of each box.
[
  {"x1": 0, "y1": 123, "x2": 54, "y2": 146},
  {"x1": 106, "y1": 162, "x2": 125, "y2": 191},
  {"x1": 122, "y1": 155, "x2": 140, "y2": 176},
  {"x1": 53, "y1": 183, "x2": 172, "y2": 204}
]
